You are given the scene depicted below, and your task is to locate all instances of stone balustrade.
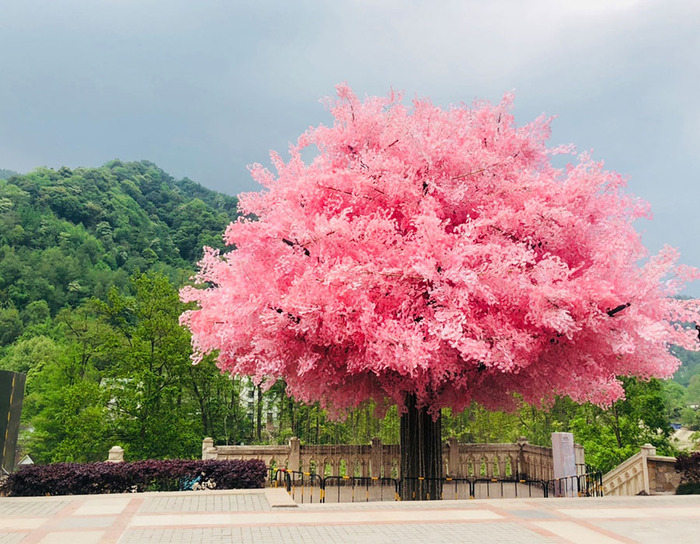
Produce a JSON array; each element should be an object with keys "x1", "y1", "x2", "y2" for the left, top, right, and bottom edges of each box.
[
  {"x1": 602, "y1": 444, "x2": 680, "y2": 496},
  {"x1": 202, "y1": 436, "x2": 572, "y2": 480}
]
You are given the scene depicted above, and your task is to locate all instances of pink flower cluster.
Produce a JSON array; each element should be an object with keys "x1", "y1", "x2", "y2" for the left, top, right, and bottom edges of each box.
[{"x1": 181, "y1": 85, "x2": 700, "y2": 416}]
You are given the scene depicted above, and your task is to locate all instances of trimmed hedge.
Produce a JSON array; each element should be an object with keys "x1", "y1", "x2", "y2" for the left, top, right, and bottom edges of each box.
[{"x1": 3, "y1": 459, "x2": 267, "y2": 497}]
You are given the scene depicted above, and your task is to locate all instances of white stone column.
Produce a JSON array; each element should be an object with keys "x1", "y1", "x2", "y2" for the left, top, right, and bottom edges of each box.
[
  {"x1": 201, "y1": 437, "x2": 216, "y2": 460},
  {"x1": 640, "y1": 443, "x2": 656, "y2": 495},
  {"x1": 107, "y1": 446, "x2": 124, "y2": 463}
]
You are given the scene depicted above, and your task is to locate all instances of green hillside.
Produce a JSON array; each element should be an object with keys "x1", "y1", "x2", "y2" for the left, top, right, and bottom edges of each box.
[
  {"x1": 0, "y1": 161, "x2": 253, "y2": 463},
  {"x1": 0, "y1": 160, "x2": 237, "y2": 325},
  {"x1": 0, "y1": 168, "x2": 19, "y2": 180}
]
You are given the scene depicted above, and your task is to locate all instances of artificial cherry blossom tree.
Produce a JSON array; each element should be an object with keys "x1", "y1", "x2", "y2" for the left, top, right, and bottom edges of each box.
[{"x1": 181, "y1": 85, "x2": 700, "y2": 499}]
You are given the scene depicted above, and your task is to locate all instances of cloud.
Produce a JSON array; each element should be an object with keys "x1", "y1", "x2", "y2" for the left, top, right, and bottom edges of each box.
[{"x1": 2, "y1": 0, "x2": 700, "y2": 292}]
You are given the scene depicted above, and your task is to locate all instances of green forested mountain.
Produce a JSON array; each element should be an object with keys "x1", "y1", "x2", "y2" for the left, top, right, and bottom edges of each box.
[
  {"x1": 672, "y1": 347, "x2": 700, "y2": 387},
  {"x1": 0, "y1": 160, "x2": 237, "y2": 326},
  {"x1": 0, "y1": 168, "x2": 19, "y2": 180}
]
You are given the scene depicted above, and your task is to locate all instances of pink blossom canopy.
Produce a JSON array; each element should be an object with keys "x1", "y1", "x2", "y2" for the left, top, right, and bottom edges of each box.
[{"x1": 181, "y1": 85, "x2": 700, "y2": 415}]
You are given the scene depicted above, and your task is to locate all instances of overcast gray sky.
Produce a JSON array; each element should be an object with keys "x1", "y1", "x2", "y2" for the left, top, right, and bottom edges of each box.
[{"x1": 1, "y1": 0, "x2": 699, "y2": 291}]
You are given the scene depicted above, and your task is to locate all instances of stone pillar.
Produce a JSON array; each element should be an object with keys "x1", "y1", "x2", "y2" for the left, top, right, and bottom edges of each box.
[
  {"x1": 448, "y1": 437, "x2": 460, "y2": 477},
  {"x1": 640, "y1": 443, "x2": 656, "y2": 495},
  {"x1": 289, "y1": 437, "x2": 301, "y2": 472},
  {"x1": 574, "y1": 443, "x2": 586, "y2": 475},
  {"x1": 552, "y1": 432, "x2": 577, "y2": 497},
  {"x1": 516, "y1": 436, "x2": 529, "y2": 479},
  {"x1": 107, "y1": 446, "x2": 124, "y2": 463},
  {"x1": 202, "y1": 437, "x2": 216, "y2": 460},
  {"x1": 371, "y1": 437, "x2": 383, "y2": 478}
]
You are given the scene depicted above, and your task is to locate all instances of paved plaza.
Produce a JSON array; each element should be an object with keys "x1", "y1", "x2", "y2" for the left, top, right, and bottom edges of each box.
[{"x1": 1, "y1": 488, "x2": 699, "y2": 543}]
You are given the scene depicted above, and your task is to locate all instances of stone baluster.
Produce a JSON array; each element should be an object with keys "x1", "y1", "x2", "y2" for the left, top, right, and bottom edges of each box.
[
  {"x1": 289, "y1": 437, "x2": 300, "y2": 472},
  {"x1": 447, "y1": 438, "x2": 459, "y2": 476},
  {"x1": 370, "y1": 438, "x2": 382, "y2": 478},
  {"x1": 497, "y1": 455, "x2": 506, "y2": 478}
]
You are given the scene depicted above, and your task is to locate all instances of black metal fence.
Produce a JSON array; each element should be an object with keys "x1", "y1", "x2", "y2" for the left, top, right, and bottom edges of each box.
[
  {"x1": 270, "y1": 468, "x2": 603, "y2": 503},
  {"x1": 546, "y1": 471, "x2": 604, "y2": 498}
]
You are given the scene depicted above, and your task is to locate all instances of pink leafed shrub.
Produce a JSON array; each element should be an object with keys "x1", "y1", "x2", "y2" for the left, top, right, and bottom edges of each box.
[{"x1": 181, "y1": 85, "x2": 700, "y2": 417}]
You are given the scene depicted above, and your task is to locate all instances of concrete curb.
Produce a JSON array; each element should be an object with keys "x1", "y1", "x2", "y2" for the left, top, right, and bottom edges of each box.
[{"x1": 265, "y1": 487, "x2": 298, "y2": 508}]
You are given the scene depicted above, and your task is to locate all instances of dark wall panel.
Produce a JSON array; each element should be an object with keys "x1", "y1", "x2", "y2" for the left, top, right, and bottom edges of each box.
[{"x1": 0, "y1": 370, "x2": 26, "y2": 473}]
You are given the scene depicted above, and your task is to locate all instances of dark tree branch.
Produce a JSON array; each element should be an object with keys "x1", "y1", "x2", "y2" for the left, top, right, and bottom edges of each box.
[
  {"x1": 282, "y1": 238, "x2": 310, "y2": 257},
  {"x1": 607, "y1": 302, "x2": 630, "y2": 317}
]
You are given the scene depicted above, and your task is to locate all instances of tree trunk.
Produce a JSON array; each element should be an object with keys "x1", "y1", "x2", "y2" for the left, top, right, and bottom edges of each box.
[
  {"x1": 256, "y1": 385, "x2": 263, "y2": 441},
  {"x1": 400, "y1": 394, "x2": 443, "y2": 500}
]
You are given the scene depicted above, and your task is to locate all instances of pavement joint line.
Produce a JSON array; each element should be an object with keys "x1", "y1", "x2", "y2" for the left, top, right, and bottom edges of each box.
[
  {"x1": 98, "y1": 496, "x2": 144, "y2": 544},
  {"x1": 548, "y1": 507, "x2": 648, "y2": 544},
  {"x1": 13, "y1": 497, "x2": 85, "y2": 544},
  {"x1": 511, "y1": 521, "x2": 572, "y2": 544},
  {"x1": 483, "y1": 504, "x2": 621, "y2": 544},
  {"x1": 533, "y1": 521, "x2": 634, "y2": 544},
  {"x1": 486, "y1": 504, "x2": 564, "y2": 521}
]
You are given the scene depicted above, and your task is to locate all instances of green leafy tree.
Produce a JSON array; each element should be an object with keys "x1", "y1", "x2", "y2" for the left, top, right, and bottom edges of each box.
[
  {"x1": 0, "y1": 335, "x2": 61, "y2": 374},
  {"x1": 0, "y1": 306, "x2": 23, "y2": 346},
  {"x1": 568, "y1": 378, "x2": 674, "y2": 472},
  {"x1": 26, "y1": 377, "x2": 109, "y2": 463},
  {"x1": 21, "y1": 312, "x2": 110, "y2": 463},
  {"x1": 99, "y1": 273, "x2": 203, "y2": 459}
]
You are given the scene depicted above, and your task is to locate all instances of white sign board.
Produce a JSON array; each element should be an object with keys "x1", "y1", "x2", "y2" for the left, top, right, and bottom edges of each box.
[{"x1": 551, "y1": 432, "x2": 576, "y2": 497}]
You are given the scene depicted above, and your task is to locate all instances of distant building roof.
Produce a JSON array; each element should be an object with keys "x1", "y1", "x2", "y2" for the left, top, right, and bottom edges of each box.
[{"x1": 18, "y1": 455, "x2": 34, "y2": 465}]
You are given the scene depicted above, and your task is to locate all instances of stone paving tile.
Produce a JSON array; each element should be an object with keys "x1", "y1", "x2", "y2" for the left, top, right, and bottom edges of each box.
[
  {"x1": 37, "y1": 530, "x2": 104, "y2": 544},
  {"x1": 557, "y1": 507, "x2": 649, "y2": 519},
  {"x1": 120, "y1": 522, "x2": 546, "y2": 544},
  {"x1": 594, "y1": 519, "x2": 700, "y2": 544},
  {"x1": 550, "y1": 495, "x2": 699, "y2": 507},
  {"x1": 139, "y1": 493, "x2": 271, "y2": 513},
  {"x1": 0, "y1": 499, "x2": 68, "y2": 516},
  {"x1": 58, "y1": 515, "x2": 117, "y2": 528},
  {"x1": 560, "y1": 505, "x2": 700, "y2": 519},
  {"x1": 130, "y1": 508, "x2": 502, "y2": 527},
  {"x1": 532, "y1": 521, "x2": 625, "y2": 544},
  {"x1": 73, "y1": 498, "x2": 130, "y2": 516},
  {"x1": 505, "y1": 509, "x2": 555, "y2": 519},
  {"x1": 0, "y1": 534, "x2": 27, "y2": 544},
  {"x1": 299, "y1": 499, "x2": 484, "y2": 511},
  {"x1": 0, "y1": 518, "x2": 46, "y2": 530}
]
